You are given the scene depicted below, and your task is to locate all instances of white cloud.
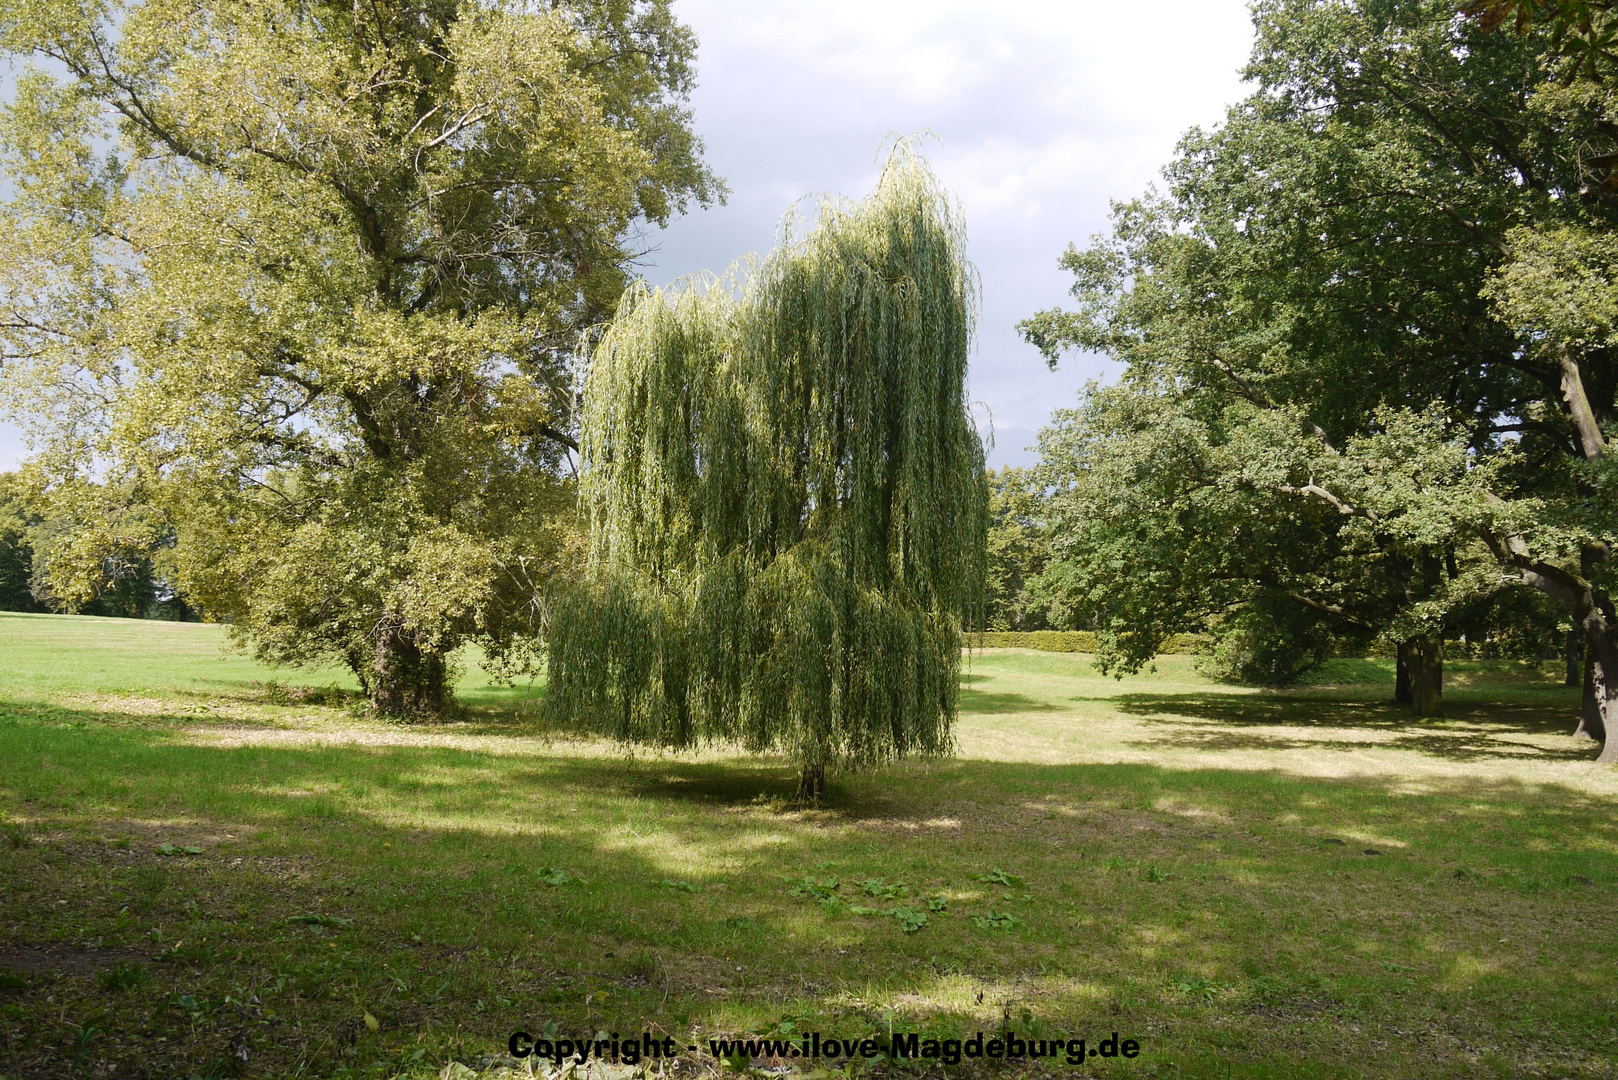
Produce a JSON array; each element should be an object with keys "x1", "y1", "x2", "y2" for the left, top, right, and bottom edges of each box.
[
  {"x1": 0, "y1": 1, "x2": 1256, "y2": 470},
  {"x1": 643, "y1": 0, "x2": 1257, "y2": 465}
]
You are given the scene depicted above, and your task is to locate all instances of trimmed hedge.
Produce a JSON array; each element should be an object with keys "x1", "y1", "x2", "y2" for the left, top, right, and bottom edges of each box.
[
  {"x1": 965, "y1": 633, "x2": 1523, "y2": 662},
  {"x1": 964, "y1": 630, "x2": 1208, "y2": 655}
]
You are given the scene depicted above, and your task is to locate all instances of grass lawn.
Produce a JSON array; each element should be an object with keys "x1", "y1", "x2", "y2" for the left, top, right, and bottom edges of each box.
[{"x1": 0, "y1": 611, "x2": 1614, "y2": 1079}]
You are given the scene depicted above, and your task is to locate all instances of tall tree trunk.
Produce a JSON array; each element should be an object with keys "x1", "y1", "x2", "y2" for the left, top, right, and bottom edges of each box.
[
  {"x1": 370, "y1": 623, "x2": 448, "y2": 718},
  {"x1": 1576, "y1": 638, "x2": 1604, "y2": 741},
  {"x1": 1473, "y1": 352, "x2": 1615, "y2": 755},
  {"x1": 1395, "y1": 641, "x2": 1414, "y2": 705},
  {"x1": 1567, "y1": 628, "x2": 1583, "y2": 688},
  {"x1": 1405, "y1": 634, "x2": 1442, "y2": 717},
  {"x1": 1396, "y1": 636, "x2": 1440, "y2": 714},
  {"x1": 796, "y1": 763, "x2": 826, "y2": 805},
  {"x1": 1579, "y1": 632, "x2": 1614, "y2": 749}
]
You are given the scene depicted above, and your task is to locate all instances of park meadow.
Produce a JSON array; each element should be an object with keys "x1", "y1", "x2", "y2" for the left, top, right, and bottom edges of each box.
[
  {"x1": 4, "y1": 4, "x2": 1618, "y2": 1077},
  {"x1": 1, "y1": 611, "x2": 1613, "y2": 1079}
]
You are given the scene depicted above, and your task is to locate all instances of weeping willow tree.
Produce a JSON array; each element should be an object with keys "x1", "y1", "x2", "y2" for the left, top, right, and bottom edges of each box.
[{"x1": 545, "y1": 147, "x2": 988, "y2": 800}]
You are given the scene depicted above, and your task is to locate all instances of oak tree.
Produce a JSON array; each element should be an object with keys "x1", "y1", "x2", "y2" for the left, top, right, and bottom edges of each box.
[
  {"x1": 1023, "y1": 0, "x2": 1613, "y2": 732},
  {"x1": 0, "y1": 0, "x2": 721, "y2": 712}
]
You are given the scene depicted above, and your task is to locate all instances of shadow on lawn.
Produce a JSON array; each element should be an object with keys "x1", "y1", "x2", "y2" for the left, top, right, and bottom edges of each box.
[
  {"x1": 3, "y1": 693, "x2": 1616, "y2": 1080},
  {"x1": 3, "y1": 695, "x2": 1611, "y2": 824},
  {"x1": 957, "y1": 687, "x2": 1062, "y2": 714},
  {"x1": 1112, "y1": 691, "x2": 1598, "y2": 763}
]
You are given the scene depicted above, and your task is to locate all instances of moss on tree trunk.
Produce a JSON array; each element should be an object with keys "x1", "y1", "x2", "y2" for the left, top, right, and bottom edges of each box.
[{"x1": 369, "y1": 625, "x2": 448, "y2": 718}]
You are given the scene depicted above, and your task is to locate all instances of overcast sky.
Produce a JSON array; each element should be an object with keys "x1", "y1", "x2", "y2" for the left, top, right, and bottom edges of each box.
[
  {"x1": 0, "y1": 0, "x2": 1258, "y2": 470},
  {"x1": 638, "y1": 0, "x2": 1258, "y2": 466}
]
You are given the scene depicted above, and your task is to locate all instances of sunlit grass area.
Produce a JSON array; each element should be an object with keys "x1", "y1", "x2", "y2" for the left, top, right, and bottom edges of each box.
[
  {"x1": 0, "y1": 610, "x2": 546, "y2": 712},
  {"x1": 0, "y1": 615, "x2": 1613, "y2": 1079}
]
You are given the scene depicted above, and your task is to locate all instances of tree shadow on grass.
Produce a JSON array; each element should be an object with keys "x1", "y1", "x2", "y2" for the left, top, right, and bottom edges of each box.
[
  {"x1": 0, "y1": 703, "x2": 1612, "y2": 1080},
  {"x1": 536, "y1": 757, "x2": 933, "y2": 821},
  {"x1": 1110, "y1": 692, "x2": 1598, "y2": 763},
  {"x1": 958, "y1": 687, "x2": 1062, "y2": 715},
  {"x1": 604, "y1": 760, "x2": 803, "y2": 806}
]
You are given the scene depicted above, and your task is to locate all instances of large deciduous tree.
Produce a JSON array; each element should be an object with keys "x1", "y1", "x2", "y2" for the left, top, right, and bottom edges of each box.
[
  {"x1": 544, "y1": 150, "x2": 988, "y2": 800},
  {"x1": 0, "y1": 0, "x2": 721, "y2": 713},
  {"x1": 1023, "y1": 0, "x2": 1618, "y2": 741}
]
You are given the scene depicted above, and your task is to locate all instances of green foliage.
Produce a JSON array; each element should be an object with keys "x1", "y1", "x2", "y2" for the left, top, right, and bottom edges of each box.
[
  {"x1": 20, "y1": 475, "x2": 195, "y2": 620},
  {"x1": 0, "y1": 474, "x2": 44, "y2": 613},
  {"x1": 789, "y1": 877, "x2": 841, "y2": 901},
  {"x1": 1485, "y1": 225, "x2": 1618, "y2": 349},
  {"x1": 1446, "y1": 587, "x2": 1569, "y2": 659},
  {"x1": 1201, "y1": 596, "x2": 1336, "y2": 686},
  {"x1": 975, "y1": 868, "x2": 1023, "y2": 888},
  {"x1": 1463, "y1": 0, "x2": 1618, "y2": 83},
  {"x1": 892, "y1": 907, "x2": 928, "y2": 933},
  {"x1": 857, "y1": 878, "x2": 909, "y2": 899},
  {"x1": 0, "y1": 0, "x2": 720, "y2": 713},
  {"x1": 1032, "y1": 386, "x2": 1497, "y2": 677},
  {"x1": 971, "y1": 909, "x2": 1021, "y2": 930},
  {"x1": 545, "y1": 147, "x2": 988, "y2": 779},
  {"x1": 965, "y1": 629, "x2": 1206, "y2": 653},
  {"x1": 983, "y1": 467, "x2": 1050, "y2": 631},
  {"x1": 1021, "y1": 0, "x2": 1604, "y2": 686}
]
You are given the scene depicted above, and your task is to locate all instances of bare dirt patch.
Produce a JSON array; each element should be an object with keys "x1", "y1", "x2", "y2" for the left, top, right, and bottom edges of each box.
[{"x1": 0, "y1": 945, "x2": 152, "y2": 975}]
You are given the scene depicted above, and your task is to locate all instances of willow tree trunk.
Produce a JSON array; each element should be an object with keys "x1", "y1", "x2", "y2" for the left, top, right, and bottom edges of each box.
[
  {"x1": 1567, "y1": 629, "x2": 1583, "y2": 688},
  {"x1": 1400, "y1": 635, "x2": 1442, "y2": 717},
  {"x1": 370, "y1": 624, "x2": 448, "y2": 717},
  {"x1": 796, "y1": 764, "x2": 826, "y2": 805}
]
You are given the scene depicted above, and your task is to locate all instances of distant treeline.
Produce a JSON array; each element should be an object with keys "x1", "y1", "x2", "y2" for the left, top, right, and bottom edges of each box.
[
  {"x1": 981, "y1": 466, "x2": 1573, "y2": 682},
  {"x1": 967, "y1": 631, "x2": 1207, "y2": 654},
  {"x1": 966, "y1": 630, "x2": 1564, "y2": 662},
  {"x1": 0, "y1": 474, "x2": 194, "y2": 621}
]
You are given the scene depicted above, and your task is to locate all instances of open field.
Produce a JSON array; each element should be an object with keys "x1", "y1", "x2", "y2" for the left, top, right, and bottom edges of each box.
[{"x1": 0, "y1": 612, "x2": 1614, "y2": 1079}]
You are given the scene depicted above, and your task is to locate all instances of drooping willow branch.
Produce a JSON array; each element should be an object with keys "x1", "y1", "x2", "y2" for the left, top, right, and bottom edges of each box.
[{"x1": 544, "y1": 146, "x2": 989, "y2": 782}]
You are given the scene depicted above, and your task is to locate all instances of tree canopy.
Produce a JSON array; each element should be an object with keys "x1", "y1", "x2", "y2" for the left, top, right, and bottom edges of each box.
[
  {"x1": 0, "y1": 0, "x2": 721, "y2": 712},
  {"x1": 1023, "y1": 0, "x2": 1618, "y2": 738},
  {"x1": 544, "y1": 148, "x2": 988, "y2": 799}
]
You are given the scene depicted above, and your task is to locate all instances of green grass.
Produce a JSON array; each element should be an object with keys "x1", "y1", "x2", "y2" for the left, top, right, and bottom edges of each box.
[
  {"x1": 0, "y1": 610, "x2": 546, "y2": 711},
  {"x1": 0, "y1": 614, "x2": 1614, "y2": 1079}
]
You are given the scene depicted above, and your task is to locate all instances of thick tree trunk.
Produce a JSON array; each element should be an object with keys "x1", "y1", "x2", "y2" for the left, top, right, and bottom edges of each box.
[
  {"x1": 1483, "y1": 352, "x2": 1614, "y2": 758},
  {"x1": 1395, "y1": 641, "x2": 1413, "y2": 706},
  {"x1": 796, "y1": 763, "x2": 826, "y2": 805},
  {"x1": 1396, "y1": 636, "x2": 1440, "y2": 715},
  {"x1": 1582, "y1": 631, "x2": 1618, "y2": 754},
  {"x1": 1575, "y1": 638, "x2": 1604, "y2": 741},
  {"x1": 370, "y1": 624, "x2": 448, "y2": 718},
  {"x1": 1403, "y1": 634, "x2": 1442, "y2": 717},
  {"x1": 1567, "y1": 629, "x2": 1583, "y2": 688}
]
